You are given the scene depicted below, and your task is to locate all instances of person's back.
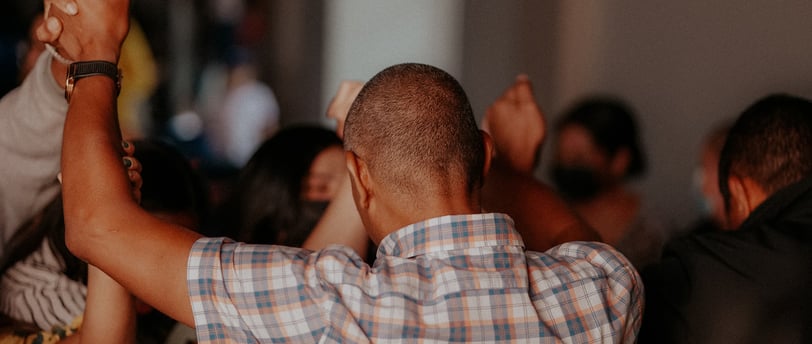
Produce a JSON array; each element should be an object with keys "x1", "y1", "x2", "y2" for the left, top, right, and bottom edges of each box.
[
  {"x1": 188, "y1": 63, "x2": 642, "y2": 342},
  {"x1": 641, "y1": 94, "x2": 812, "y2": 343},
  {"x1": 54, "y1": 30, "x2": 643, "y2": 339}
]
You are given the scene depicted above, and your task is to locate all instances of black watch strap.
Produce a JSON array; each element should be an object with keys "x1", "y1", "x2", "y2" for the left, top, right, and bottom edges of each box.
[{"x1": 65, "y1": 61, "x2": 121, "y2": 103}]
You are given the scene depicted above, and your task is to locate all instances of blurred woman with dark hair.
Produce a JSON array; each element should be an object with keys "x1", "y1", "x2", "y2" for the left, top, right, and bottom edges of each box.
[
  {"x1": 551, "y1": 96, "x2": 664, "y2": 269},
  {"x1": 213, "y1": 125, "x2": 345, "y2": 247}
]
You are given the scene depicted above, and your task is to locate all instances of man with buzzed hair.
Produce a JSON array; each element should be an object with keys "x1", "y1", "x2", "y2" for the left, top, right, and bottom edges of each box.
[
  {"x1": 641, "y1": 94, "x2": 812, "y2": 343},
  {"x1": 53, "y1": 8, "x2": 643, "y2": 338},
  {"x1": 342, "y1": 63, "x2": 488, "y2": 241}
]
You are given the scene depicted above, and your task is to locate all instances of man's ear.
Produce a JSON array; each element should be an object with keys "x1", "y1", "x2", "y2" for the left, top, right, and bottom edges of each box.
[
  {"x1": 725, "y1": 174, "x2": 768, "y2": 229},
  {"x1": 480, "y1": 130, "x2": 494, "y2": 179},
  {"x1": 345, "y1": 151, "x2": 372, "y2": 209}
]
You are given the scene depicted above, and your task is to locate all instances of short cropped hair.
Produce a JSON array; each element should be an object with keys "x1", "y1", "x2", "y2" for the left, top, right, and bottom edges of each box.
[
  {"x1": 343, "y1": 63, "x2": 484, "y2": 197},
  {"x1": 719, "y1": 94, "x2": 812, "y2": 208}
]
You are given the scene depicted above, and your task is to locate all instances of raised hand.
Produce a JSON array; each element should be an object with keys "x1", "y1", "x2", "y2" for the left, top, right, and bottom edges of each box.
[
  {"x1": 327, "y1": 80, "x2": 364, "y2": 139},
  {"x1": 482, "y1": 75, "x2": 546, "y2": 174},
  {"x1": 37, "y1": 0, "x2": 130, "y2": 63},
  {"x1": 35, "y1": 0, "x2": 78, "y2": 46}
]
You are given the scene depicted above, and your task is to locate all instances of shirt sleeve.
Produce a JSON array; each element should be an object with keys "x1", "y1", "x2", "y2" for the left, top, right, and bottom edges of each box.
[
  {"x1": 536, "y1": 242, "x2": 645, "y2": 343},
  {"x1": 187, "y1": 237, "x2": 363, "y2": 343},
  {"x1": 0, "y1": 52, "x2": 67, "y2": 249}
]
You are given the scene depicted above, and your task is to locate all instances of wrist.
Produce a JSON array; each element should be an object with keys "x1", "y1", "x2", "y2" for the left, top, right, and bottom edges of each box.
[
  {"x1": 65, "y1": 61, "x2": 121, "y2": 103},
  {"x1": 77, "y1": 42, "x2": 121, "y2": 64}
]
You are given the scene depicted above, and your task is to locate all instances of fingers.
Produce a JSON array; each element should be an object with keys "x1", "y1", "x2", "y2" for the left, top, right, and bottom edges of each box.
[
  {"x1": 37, "y1": 0, "x2": 79, "y2": 43},
  {"x1": 46, "y1": 0, "x2": 79, "y2": 16},
  {"x1": 122, "y1": 140, "x2": 135, "y2": 157},
  {"x1": 35, "y1": 16, "x2": 62, "y2": 44},
  {"x1": 123, "y1": 154, "x2": 143, "y2": 204}
]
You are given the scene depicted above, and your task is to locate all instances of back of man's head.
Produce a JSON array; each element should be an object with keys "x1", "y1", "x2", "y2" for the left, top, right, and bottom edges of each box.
[
  {"x1": 719, "y1": 94, "x2": 812, "y2": 211},
  {"x1": 343, "y1": 63, "x2": 485, "y2": 199}
]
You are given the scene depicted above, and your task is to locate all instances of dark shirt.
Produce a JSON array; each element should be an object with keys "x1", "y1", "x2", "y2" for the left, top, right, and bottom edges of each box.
[{"x1": 640, "y1": 177, "x2": 812, "y2": 344}]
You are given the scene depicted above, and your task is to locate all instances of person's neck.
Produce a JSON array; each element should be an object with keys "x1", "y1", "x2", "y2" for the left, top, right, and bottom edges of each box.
[{"x1": 371, "y1": 194, "x2": 481, "y2": 243}]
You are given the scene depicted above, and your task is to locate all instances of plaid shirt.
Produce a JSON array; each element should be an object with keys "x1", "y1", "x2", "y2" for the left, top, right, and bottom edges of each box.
[{"x1": 188, "y1": 213, "x2": 643, "y2": 343}]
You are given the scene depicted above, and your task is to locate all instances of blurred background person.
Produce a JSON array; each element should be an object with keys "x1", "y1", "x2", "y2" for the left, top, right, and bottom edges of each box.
[
  {"x1": 550, "y1": 96, "x2": 664, "y2": 269},
  {"x1": 0, "y1": 140, "x2": 207, "y2": 344},
  {"x1": 202, "y1": 49, "x2": 279, "y2": 169},
  {"x1": 210, "y1": 125, "x2": 344, "y2": 247},
  {"x1": 686, "y1": 121, "x2": 732, "y2": 234}
]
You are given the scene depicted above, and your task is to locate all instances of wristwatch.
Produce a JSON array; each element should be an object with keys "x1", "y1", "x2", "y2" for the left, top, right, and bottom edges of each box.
[{"x1": 65, "y1": 61, "x2": 122, "y2": 103}]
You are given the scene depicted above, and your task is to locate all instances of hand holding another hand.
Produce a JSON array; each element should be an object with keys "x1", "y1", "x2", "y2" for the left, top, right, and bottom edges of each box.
[
  {"x1": 36, "y1": 0, "x2": 130, "y2": 63},
  {"x1": 483, "y1": 75, "x2": 546, "y2": 175}
]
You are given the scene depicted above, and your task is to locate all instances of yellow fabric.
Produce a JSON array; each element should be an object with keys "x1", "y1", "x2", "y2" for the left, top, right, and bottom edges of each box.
[
  {"x1": 0, "y1": 316, "x2": 82, "y2": 344},
  {"x1": 117, "y1": 19, "x2": 158, "y2": 140}
]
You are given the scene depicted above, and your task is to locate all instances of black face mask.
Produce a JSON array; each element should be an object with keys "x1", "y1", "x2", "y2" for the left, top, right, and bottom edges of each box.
[{"x1": 551, "y1": 165, "x2": 602, "y2": 201}]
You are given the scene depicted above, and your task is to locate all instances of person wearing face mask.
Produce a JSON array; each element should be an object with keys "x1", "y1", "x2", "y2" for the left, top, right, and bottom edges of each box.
[
  {"x1": 551, "y1": 96, "x2": 664, "y2": 269},
  {"x1": 686, "y1": 122, "x2": 731, "y2": 234}
]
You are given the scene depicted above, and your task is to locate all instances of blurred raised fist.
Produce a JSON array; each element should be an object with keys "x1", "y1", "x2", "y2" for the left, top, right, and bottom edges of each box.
[{"x1": 482, "y1": 75, "x2": 546, "y2": 175}]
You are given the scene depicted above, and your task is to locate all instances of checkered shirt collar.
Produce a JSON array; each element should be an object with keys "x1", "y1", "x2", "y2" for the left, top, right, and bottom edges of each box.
[{"x1": 376, "y1": 213, "x2": 524, "y2": 259}]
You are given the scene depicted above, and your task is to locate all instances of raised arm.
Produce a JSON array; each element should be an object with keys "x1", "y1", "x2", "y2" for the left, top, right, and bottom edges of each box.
[
  {"x1": 0, "y1": 0, "x2": 79, "y2": 245},
  {"x1": 481, "y1": 76, "x2": 600, "y2": 251},
  {"x1": 303, "y1": 81, "x2": 368, "y2": 254},
  {"x1": 302, "y1": 174, "x2": 367, "y2": 254},
  {"x1": 50, "y1": 1, "x2": 198, "y2": 327}
]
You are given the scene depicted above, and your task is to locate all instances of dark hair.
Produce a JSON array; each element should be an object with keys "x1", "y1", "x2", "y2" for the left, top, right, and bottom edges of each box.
[
  {"x1": 136, "y1": 140, "x2": 209, "y2": 220},
  {"x1": 343, "y1": 63, "x2": 484, "y2": 196},
  {"x1": 0, "y1": 139, "x2": 208, "y2": 282},
  {"x1": 557, "y1": 96, "x2": 646, "y2": 178},
  {"x1": 719, "y1": 94, "x2": 812, "y2": 209},
  {"x1": 217, "y1": 126, "x2": 342, "y2": 246}
]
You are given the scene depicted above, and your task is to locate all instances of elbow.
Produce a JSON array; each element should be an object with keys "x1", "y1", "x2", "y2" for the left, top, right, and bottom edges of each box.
[{"x1": 64, "y1": 204, "x2": 96, "y2": 261}]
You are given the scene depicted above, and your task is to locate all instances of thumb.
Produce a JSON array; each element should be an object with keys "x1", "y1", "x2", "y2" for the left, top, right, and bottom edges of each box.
[{"x1": 36, "y1": 16, "x2": 62, "y2": 44}]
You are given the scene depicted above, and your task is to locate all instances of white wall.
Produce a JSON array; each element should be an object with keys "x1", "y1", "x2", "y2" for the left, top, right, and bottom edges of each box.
[
  {"x1": 548, "y1": 1, "x2": 812, "y2": 231},
  {"x1": 321, "y1": 0, "x2": 465, "y2": 118}
]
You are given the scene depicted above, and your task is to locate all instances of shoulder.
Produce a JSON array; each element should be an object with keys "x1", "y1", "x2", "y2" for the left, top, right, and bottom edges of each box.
[
  {"x1": 527, "y1": 241, "x2": 642, "y2": 297},
  {"x1": 532, "y1": 241, "x2": 637, "y2": 273}
]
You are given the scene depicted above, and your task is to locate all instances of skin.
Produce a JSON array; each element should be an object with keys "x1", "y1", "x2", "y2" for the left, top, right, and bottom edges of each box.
[
  {"x1": 481, "y1": 76, "x2": 600, "y2": 250},
  {"x1": 302, "y1": 145, "x2": 346, "y2": 202},
  {"x1": 552, "y1": 123, "x2": 637, "y2": 245},
  {"x1": 482, "y1": 74, "x2": 545, "y2": 175},
  {"x1": 326, "y1": 81, "x2": 363, "y2": 139},
  {"x1": 724, "y1": 175, "x2": 767, "y2": 230}
]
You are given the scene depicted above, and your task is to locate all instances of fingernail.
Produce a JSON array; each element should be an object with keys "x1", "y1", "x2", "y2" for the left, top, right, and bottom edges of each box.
[
  {"x1": 46, "y1": 18, "x2": 60, "y2": 32},
  {"x1": 121, "y1": 141, "x2": 130, "y2": 149},
  {"x1": 123, "y1": 157, "x2": 132, "y2": 168},
  {"x1": 66, "y1": 3, "x2": 78, "y2": 15}
]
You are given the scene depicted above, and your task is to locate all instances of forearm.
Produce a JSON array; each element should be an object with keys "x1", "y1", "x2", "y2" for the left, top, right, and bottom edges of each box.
[
  {"x1": 61, "y1": 74, "x2": 198, "y2": 327},
  {"x1": 78, "y1": 265, "x2": 135, "y2": 344},
  {"x1": 302, "y1": 175, "x2": 368, "y2": 255},
  {"x1": 482, "y1": 162, "x2": 601, "y2": 251}
]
